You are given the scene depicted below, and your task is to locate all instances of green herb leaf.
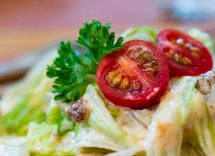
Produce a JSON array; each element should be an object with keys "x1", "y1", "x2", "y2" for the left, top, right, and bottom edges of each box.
[{"x1": 47, "y1": 20, "x2": 123, "y2": 103}]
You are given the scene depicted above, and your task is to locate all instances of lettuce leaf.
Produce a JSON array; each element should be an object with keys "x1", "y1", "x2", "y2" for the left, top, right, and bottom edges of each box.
[
  {"x1": 47, "y1": 98, "x2": 75, "y2": 135},
  {"x1": 27, "y1": 122, "x2": 75, "y2": 156},
  {"x1": 83, "y1": 85, "x2": 131, "y2": 145},
  {"x1": 0, "y1": 136, "x2": 29, "y2": 156},
  {"x1": 73, "y1": 126, "x2": 128, "y2": 153},
  {"x1": 180, "y1": 143, "x2": 202, "y2": 156},
  {"x1": 121, "y1": 26, "x2": 158, "y2": 42},
  {"x1": 0, "y1": 120, "x2": 7, "y2": 136},
  {"x1": 116, "y1": 109, "x2": 154, "y2": 145},
  {"x1": 1, "y1": 50, "x2": 56, "y2": 135},
  {"x1": 1, "y1": 49, "x2": 56, "y2": 115},
  {"x1": 183, "y1": 91, "x2": 215, "y2": 156},
  {"x1": 1, "y1": 77, "x2": 52, "y2": 135},
  {"x1": 144, "y1": 77, "x2": 197, "y2": 156},
  {"x1": 106, "y1": 146, "x2": 145, "y2": 156}
]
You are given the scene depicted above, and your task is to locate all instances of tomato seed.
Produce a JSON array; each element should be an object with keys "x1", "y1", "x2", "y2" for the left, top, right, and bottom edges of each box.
[
  {"x1": 127, "y1": 50, "x2": 139, "y2": 59},
  {"x1": 166, "y1": 51, "x2": 174, "y2": 59},
  {"x1": 174, "y1": 54, "x2": 180, "y2": 62},
  {"x1": 111, "y1": 74, "x2": 122, "y2": 86},
  {"x1": 120, "y1": 78, "x2": 130, "y2": 90},
  {"x1": 148, "y1": 55, "x2": 155, "y2": 62},
  {"x1": 185, "y1": 43, "x2": 192, "y2": 48},
  {"x1": 191, "y1": 52, "x2": 200, "y2": 58},
  {"x1": 183, "y1": 57, "x2": 192, "y2": 65},
  {"x1": 136, "y1": 47, "x2": 145, "y2": 55},
  {"x1": 127, "y1": 47, "x2": 144, "y2": 59},
  {"x1": 190, "y1": 46, "x2": 200, "y2": 53},
  {"x1": 179, "y1": 57, "x2": 185, "y2": 64},
  {"x1": 168, "y1": 52, "x2": 192, "y2": 66},
  {"x1": 137, "y1": 54, "x2": 147, "y2": 64},
  {"x1": 143, "y1": 62, "x2": 153, "y2": 68},
  {"x1": 142, "y1": 52, "x2": 150, "y2": 58},
  {"x1": 128, "y1": 47, "x2": 159, "y2": 77},
  {"x1": 108, "y1": 70, "x2": 118, "y2": 78}
]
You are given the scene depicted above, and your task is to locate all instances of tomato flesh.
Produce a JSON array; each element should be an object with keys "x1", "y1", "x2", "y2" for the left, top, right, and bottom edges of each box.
[
  {"x1": 96, "y1": 40, "x2": 169, "y2": 109},
  {"x1": 157, "y1": 29, "x2": 213, "y2": 76}
]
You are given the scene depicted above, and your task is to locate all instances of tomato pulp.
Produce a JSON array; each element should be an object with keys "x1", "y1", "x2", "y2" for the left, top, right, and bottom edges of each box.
[{"x1": 96, "y1": 40, "x2": 169, "y2": 109}]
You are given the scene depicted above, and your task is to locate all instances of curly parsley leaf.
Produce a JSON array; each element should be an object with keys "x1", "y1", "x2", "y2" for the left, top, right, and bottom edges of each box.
[
  {"x1": 77, "y1": 21, "x2": 124, "y2": 65},
  {"x1": 47, "y1": 42, "x2": 95, "y2": 102},
  {"x1": 47, "y1": 20, "x2": 124, "y2": 103}
]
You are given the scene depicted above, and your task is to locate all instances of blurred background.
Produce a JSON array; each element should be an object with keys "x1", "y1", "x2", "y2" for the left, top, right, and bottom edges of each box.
[{"x1": 0, "y1": 0, "x2": 215, "y2": 86}]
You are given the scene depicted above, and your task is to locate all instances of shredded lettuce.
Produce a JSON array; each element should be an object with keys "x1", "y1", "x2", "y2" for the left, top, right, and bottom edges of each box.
[
  {"x1": 116, "y1": 109, "x2": 153, "y2": 145},
  {"x1": 27, "y1": 122, "x2": 75, "y2": 156},
  {"x1": 47, "y1": 98, "x2": 75, "y2": 135},
  {"x1": 1, "y1": 50, "x2": 56, "y2": 135},
  {"x1": 180, "y1": 143, "x2": 202, "y2": 156},
  {"x1": 121, "y1": 26, "x2": 158, "y2": 42},
  {"x1": 73, "y1": 125, "x2": 128, "y2": 153},
  {"x1": 0, "y1": 120, "x2": 7, "y2": 136},
  {"x1": 0, "y1": 136, "x2": 29, "y2": 156},
  {"x1": 183, "y1": 91, "x2": 215, "y2": 156},
  {"x1": 144, "y1": 77, "x2": 197, "y2": 156},
  {"x1": 0, "y1": 144, "x2": 29, "y2": 156},
  {"x1": 83, "y1": 85, "x2": 131, "y2": 145},
  {"x1": 106, "y1": 146, "x2": 145, "y2": 156},
  {"x1": 95, "y1": 88, "x2": 121, "y2": 119},
  {"x1": 0, "y1": 49, "x2": 56, "y2": 115},
  {"x1": 188, "y1": 28, "x2": 215, "y2": 54},
  {"x1": 1, "y1": 77, "x2": 52, "y2": 135}
]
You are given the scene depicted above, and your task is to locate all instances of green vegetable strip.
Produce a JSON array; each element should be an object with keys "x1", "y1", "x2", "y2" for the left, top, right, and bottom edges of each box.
[
  {"x1": 47, "y1": 99, "x2": 75, "y2": 135},
  {"x1": 184, "y1": 91, "x2": 215, "y2": 156},
  {"x1": 83, "y1": 85, "x2": 130, "y2": 145},
  {"x1": 180, "y1": 143, "x2": 203, "y2": 156},
  {"x1": 144, "y1": 77, "x2": 197, "y2": 156},
  {"x1": 2, "y1": 77, "x2": 52, "y2": 135},
  {"x1": 121, "y1": 26, "x2": 158, "y2": 42},
  {"x1": 47, "y1": 20, "x2": 124, "y2": 103},
  {"x1": 27, "y1": 122, "x2": 75, "y2": 155}
]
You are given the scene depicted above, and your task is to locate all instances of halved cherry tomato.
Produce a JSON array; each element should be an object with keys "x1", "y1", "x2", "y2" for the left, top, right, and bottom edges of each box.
[
  {"x1": 96, "y1": 40, "x2": 169, "y2": 109},
  {"x1": 157, "y1": 29, "x2": 213, "y2": 76}
]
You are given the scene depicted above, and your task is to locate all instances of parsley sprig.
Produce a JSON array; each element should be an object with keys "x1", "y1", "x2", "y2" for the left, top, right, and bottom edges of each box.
[{"x1": 47, "y1": 20, "x2": 124, "y2": 103}]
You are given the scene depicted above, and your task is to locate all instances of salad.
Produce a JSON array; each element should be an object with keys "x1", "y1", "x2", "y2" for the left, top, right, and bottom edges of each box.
[{"x1": 0, "y1": 20, "x2": 215, "y2": 156}]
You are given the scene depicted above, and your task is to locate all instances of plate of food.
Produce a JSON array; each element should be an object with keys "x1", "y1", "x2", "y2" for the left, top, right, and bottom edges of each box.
[{"x1": 0, "y1": 20, "x2": 214, "y2": 156}]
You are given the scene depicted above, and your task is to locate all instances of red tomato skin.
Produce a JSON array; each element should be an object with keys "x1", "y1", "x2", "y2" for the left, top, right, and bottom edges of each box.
[
  {"x1": 96, "y1": 40, "x2": 169, "y2": 109},
  {"x1": 158, "y1": 29, "x2": 213, "y2": 76}
]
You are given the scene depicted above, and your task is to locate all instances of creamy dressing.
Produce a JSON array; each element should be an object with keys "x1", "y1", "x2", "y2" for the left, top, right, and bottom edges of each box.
[
  {"x1": 0, "y1": 137, "x2": 29, "y2": 156},
  {"x1": 117, "y1": 109, "x2": 154, "y2": 145},
  {"x1": 206, "y1": 84, "x2": 215, "y2": 120}
]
